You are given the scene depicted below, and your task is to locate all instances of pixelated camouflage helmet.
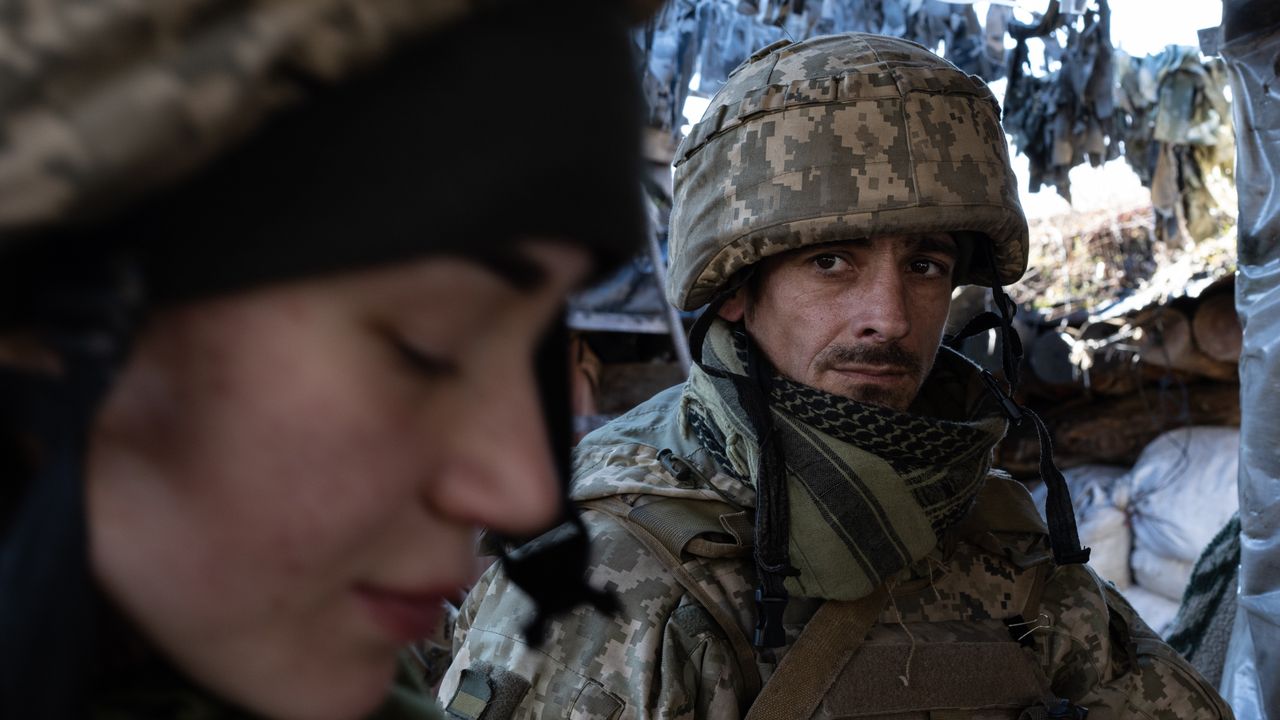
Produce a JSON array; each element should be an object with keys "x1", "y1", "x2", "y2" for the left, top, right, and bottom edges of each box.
[{"x1": 667, "y1": 33, "x2": 1030, "y2": 310}]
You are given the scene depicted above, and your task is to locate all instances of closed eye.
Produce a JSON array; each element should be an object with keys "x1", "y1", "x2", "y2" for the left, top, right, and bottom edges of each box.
[{"x1": 391, "y1": 335, "x2": 460, "y2": 378}]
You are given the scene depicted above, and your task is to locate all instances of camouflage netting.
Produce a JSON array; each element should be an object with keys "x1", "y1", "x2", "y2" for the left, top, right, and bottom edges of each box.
[{"x1": 637, "y1": 0, "x2": 1011, "y2": 158}]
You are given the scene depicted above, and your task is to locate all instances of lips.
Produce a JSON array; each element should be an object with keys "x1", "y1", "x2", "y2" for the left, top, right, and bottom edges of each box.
[
  {"x1": 354, "y1": 584, "x2": 446, "y2": 643},
  {"x1": 833, "y1": 366, "x2": 910, "y2": 379}
]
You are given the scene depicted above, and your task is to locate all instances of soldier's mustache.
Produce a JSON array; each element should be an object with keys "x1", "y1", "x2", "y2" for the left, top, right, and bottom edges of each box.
[{"x1": 818, "y1": 343, "x2": 922, "y2": 375}]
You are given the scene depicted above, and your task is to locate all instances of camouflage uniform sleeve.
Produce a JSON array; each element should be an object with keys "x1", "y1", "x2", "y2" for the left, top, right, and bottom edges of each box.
[
  {"x1": 439, "y1": 508, "x2": 745, "y2": 720},
  {"x1": 1032, "y1": 563, "x2": 1235, "y2": 720}
]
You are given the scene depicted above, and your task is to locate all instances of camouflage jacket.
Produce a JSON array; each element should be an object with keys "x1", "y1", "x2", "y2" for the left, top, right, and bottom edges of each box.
[{"x1": 443, "y1": 385, "x2": 1233, "y2": 720}]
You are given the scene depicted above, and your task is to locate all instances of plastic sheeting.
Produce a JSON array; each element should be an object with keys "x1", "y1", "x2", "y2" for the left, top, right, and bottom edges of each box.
[{"x1": 1220, "y1": 3, "x2": 1280, "y2": 716}]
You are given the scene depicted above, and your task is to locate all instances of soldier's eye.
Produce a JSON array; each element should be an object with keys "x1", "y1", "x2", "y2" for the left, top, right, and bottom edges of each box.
[
  {"x1": 909, "y1": 259, "x2": 947, "y2": 278},
  {"x1": 813, "y1": 254, "x2": 842, "y2": 271}
]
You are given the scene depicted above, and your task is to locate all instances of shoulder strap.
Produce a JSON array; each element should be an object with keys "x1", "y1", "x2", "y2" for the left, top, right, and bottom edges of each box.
[
  {"x1": 954, "y1": 474, "x2": 1049, "y2": 537},
  {"x1": 626, "y1": 497, "x2": 752, "y2": 559},
  {"x1": 580, "y1": 497, "x2": 764, "y2": 703},
  {"x1": 744, "y1": 588, "x2": 889, "y2": 720}
]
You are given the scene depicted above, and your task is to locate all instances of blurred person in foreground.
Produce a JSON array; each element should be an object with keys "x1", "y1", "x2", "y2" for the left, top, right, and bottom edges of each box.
[
  {"x1": 0, "y1": 1, "x2": 650, "y2": 718},
  {"x1": 444, "y1": 33, "x2": 1234, "y2": 719}
]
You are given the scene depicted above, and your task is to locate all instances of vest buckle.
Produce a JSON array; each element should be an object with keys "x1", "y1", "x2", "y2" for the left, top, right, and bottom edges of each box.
[{"x1": 753, "y1": 588, "x2": 789, "y2": 648}]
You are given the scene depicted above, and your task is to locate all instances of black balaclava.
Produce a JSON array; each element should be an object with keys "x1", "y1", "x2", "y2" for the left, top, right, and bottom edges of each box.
[{"x1": 0, "y1": 1, "x2": 643, "y2": 715}]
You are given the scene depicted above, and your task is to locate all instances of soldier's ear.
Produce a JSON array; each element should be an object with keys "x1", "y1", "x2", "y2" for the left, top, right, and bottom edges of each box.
[{"x1": 717, "y1": 287, "x2": 747, "y2": 322}]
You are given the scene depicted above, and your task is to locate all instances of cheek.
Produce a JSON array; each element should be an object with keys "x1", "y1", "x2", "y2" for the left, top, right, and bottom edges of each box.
[
  {"x1": 749, "y1": 286, "x2": 846, "y2": 370},
  {"x1": 906, "y1": 289, "x2": 952, "y2": 347},
  {"x1": 153, "y1": 336, "x2": 422, "y2": 570},
  {"x1": 88, "y1": 306, "x2": 431, "y2": 717},
  {"x1": 223, "y1": 381, "x2": 425, "y2": 569}
]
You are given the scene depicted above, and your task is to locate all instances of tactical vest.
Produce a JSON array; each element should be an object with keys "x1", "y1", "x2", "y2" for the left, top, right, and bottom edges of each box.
[{"x1": 583, "y1": 467, "x2": 1080, "y2": 720}]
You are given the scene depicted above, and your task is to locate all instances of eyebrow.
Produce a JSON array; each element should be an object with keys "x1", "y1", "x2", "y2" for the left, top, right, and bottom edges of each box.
[{"x1": 907, "y1": 234, "x2": 958, "y2": 259}]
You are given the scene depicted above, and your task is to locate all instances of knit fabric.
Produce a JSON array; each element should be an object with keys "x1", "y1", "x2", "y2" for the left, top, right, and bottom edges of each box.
[{"x1": 684, "y1": 319, "x2": 1009, "y2": 601}]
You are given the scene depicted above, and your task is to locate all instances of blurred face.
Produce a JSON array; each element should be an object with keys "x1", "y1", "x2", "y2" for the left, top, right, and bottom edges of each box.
[
  {"x1": 87, "y1": 241, "x2": 589, "y2": 720},
  {"x1": 719, "y1": 234, "x2": 957, "y2": 410}
]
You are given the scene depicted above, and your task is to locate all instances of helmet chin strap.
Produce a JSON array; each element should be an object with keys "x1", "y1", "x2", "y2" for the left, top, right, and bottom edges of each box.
[
  {"x1": 738, "y1": 332, "x2": 800, "y2": 649},
  {"x1": 686, "y1": 270, "x2": 799, "y2": 648},
  {"x1": 494, "y1": 315, "x2": 617, "y2": 646},
  {"x1": 945, "y1": 249, "x2": 1090, "y2": 567},
  {"x1": 686, "y1": 266, "x2": 758, "y2": 369}
]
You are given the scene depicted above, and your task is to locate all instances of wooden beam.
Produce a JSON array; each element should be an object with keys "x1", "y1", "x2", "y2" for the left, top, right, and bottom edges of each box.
[
  {"x1": 1192, "y1": 292, "x2": 1243, "y2": 364},
  {"x1": 1135, "y1": 308, "x2": 1238, "y2": 381}
]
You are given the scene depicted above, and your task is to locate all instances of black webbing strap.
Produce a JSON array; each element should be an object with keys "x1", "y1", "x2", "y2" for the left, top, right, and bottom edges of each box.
[
  {"x1": 687, "y1": 268, "x2": 754, "y2": 371},
  {"x1": 684, "y1": 271, "x2": 795, "y2": 647},
  {"x1": 977, "y1": 373, "x2": 1090, "y2": 567},
  {"x1": 1026, "y1": 409, "x2": 1092, "y2": 566},
  {"x1": 964, "y1": 242, "x2": 1087, "y2": 566},
  {"x1": 738, "y1": 333, "x2": 798, "y2": 648},
  {"x1": 991, "y1": 283, "x2": 1024, "y2": 389},
  {"x1": 945, "y1": 259, "x2": 1024, "y2": 391},
  {"x1": 497, "y1": 315, "x2": 617, "y2": 646},
  {"x1": 945, "y1": 311, "x2": 1005, "y2": 350},
  {"x1": 0, "y1": 367, "x2": 98, "y2": 719}
]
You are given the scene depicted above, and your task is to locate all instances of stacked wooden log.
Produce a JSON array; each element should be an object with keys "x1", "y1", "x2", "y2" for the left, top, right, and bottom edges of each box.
[{"x1": 996, "y1": 278, "x2": 1241, "y2": 475}]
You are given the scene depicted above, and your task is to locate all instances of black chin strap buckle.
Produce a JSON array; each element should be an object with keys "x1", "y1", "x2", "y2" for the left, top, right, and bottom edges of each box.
[
  {"x1": 1043, "y1": 697, "x2": 1090, "y2": 719},
  {"x1": 980, "y1": 370, "x2": 1023, "y2": 424},
  {"x1": 753, "y1": 587, "x2": 789, "y2": 648}
]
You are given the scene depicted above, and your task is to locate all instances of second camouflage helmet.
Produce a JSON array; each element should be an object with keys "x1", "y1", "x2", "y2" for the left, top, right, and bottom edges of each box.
[{"x1": 667, "y1": 33, "x2": 1029, "y2": 310}]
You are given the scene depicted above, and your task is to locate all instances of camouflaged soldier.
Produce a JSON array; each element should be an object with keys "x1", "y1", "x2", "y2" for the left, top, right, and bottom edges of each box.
[
  {"x1": 0, "y1": 1, "x2": 651, "y2": 718},
  {"x1": 442, "y1": 33, "x2": 1233, "y2": 720}
]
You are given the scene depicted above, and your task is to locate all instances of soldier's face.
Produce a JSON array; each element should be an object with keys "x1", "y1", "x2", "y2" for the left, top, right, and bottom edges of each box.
[
  {"x1": 719, "y1": 234, "x2": 956, "y2": 410},
  {"x1": 87, "y1": 241, "x2": 589, "y2": 720}
]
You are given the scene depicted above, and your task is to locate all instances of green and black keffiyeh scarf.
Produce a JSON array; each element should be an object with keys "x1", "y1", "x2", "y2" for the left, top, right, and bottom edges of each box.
[{"x1": 683, "y1": 319, "x2": 1010, "y2": 604}]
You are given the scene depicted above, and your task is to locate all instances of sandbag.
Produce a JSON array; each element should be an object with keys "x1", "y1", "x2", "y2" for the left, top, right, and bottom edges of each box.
[
  {"x1": 1030, "y1": 464, "x2": 1132, "y2": 588},
  {"x1": 1132, "y1": 546, "x2": 1195, "y2": 602},
  {"x1": 1079, "y1": 501, "x2": 1132, "y2": 590},
  {"x1": 1123, "y1": 585, "x2": 1182, "y2": 637},
  {"x1": 1129, "y1": 427, "x2": 1239, "y2": 565}
]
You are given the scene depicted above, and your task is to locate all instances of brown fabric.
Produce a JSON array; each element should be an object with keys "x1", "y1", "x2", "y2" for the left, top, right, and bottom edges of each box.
[
  {"x1": 627, "y1": 498, "x2": 744, "y2": 558},
  {"x1": 820, "y1": 622, "x2": 1051, "y2": 718},
  {"x1": 951, "y1": 475, "x2": 1049, "y2": 538},
  {"x1": 744, "y1": 588, "x2": 890, "y2": 720}
]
